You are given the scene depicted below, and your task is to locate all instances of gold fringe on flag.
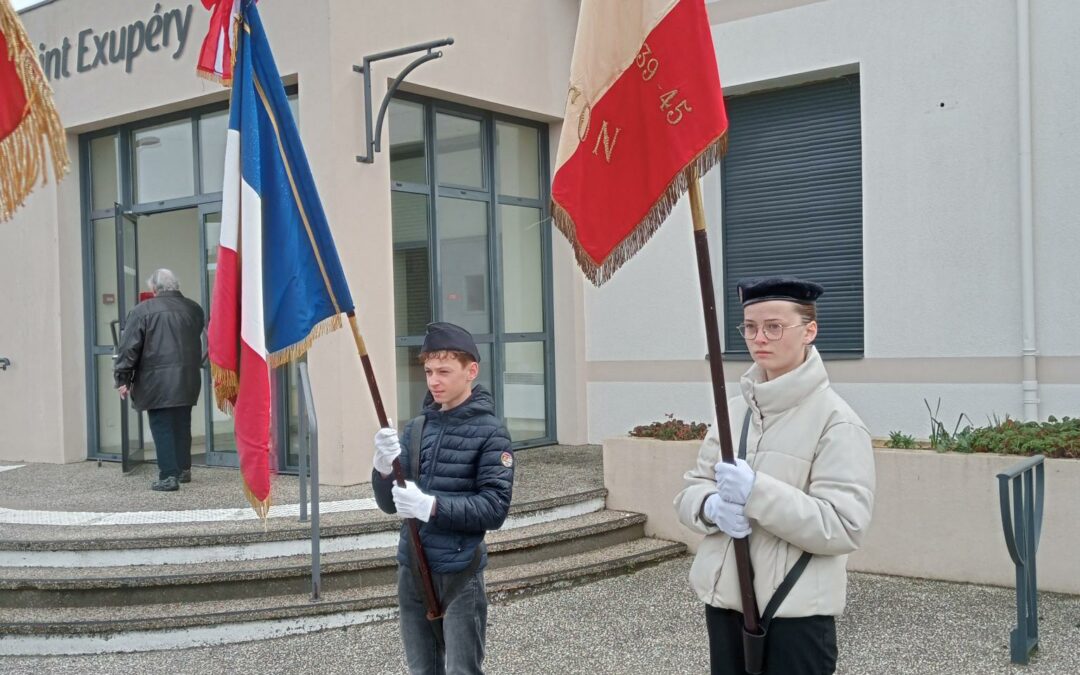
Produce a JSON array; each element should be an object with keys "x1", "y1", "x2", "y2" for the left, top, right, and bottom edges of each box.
[
  {"x1": 0, "y1": 0, "x2": 69, "y2": 222},
  {"x1": 196, "y1": 69, "x2": 230, "y2": 87},
  {"x1": 552, "y1": 132, "x2": 728, "y2": 287},
  {"x1": 265, "y1": 313, "x2": 344, "y2": 369},
  {"x1": 210, "y1": 362, "x2": 238, "y2": 414},
  {"x1": 243, "y1": 477, "x2": 272, "y2": 526}
]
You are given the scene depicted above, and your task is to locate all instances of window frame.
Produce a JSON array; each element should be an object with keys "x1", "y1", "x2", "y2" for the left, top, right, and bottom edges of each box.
[{"x1": 389, "y1": 92, "x2": 556, "y2": 448}]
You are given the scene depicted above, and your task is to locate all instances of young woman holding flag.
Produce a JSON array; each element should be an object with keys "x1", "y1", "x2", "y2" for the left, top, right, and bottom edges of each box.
[{"x1": 675, "y1": 276, "x2": 876, "y2": 675}]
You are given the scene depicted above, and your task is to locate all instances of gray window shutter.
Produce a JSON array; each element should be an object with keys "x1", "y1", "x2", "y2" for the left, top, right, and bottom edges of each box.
[{"x1": 721, "y1": 76, "x2": 863, "y2": 357}]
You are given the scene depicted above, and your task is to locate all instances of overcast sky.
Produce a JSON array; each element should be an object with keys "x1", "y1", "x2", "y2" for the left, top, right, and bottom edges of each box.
[{"x1": 12, "y1": 0, "x2": 38, "y2": 11}]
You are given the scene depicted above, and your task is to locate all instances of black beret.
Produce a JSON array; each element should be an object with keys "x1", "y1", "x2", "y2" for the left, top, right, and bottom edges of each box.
[
  {"x1": 421, "y1": 322, "x2": 480, "y2": 362},
  {"x1": 736, "y1": 276, "x2": 824, "y2": 306}
]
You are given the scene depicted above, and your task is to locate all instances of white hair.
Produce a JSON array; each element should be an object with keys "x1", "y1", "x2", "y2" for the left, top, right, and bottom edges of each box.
[{"x1": 147, "y1": 268, "x2": 180, "y2": 293}]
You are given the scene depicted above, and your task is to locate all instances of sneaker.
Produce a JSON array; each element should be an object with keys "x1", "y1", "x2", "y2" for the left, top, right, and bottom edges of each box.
[
  {"x1": 151, "y1": 476, "x2": 180, "y2": 491},
  {"x1": 179, "y1": 469, "x2": 192, "y2": 484}
]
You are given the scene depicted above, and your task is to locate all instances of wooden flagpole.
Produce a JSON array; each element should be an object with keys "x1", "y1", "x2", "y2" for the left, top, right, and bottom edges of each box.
[
  {"x1": 687, "y1": 169, "x2": 762, "y2": 639},
  {"x1": 347, "y1": 311, "x2": 443, "y2": 622}
]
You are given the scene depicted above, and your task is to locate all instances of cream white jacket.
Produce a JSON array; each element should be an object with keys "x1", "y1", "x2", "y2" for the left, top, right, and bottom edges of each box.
[{"x1": 674, "y1": 347, "x2": 875, "y2": 618}]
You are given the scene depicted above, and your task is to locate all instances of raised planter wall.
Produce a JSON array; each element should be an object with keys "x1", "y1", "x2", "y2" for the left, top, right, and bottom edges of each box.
[{"x1": 603, "y1": 439, "x2": 1080, "y2": 595}]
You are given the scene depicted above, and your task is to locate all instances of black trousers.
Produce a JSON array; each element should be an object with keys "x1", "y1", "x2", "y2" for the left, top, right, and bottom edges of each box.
[
  {"x1": 147, "y1": 406, "x2": 192, "y2": 480},
  {"x1": 705, "y1": 605, "x2": 837, "y2": 675}
]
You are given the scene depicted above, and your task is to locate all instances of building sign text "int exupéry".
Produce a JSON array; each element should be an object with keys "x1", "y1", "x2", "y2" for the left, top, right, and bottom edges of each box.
[{"x1": 36, "y1": 3, "x2": 195, "y2": 81}]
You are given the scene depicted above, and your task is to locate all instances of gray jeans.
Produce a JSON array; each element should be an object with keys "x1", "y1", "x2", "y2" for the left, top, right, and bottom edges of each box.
[{"x1": 397, "y1": 564, "x2": 488, "y2": 675}]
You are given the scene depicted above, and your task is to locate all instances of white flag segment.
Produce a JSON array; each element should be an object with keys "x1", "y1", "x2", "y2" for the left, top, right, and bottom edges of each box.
[{"x1": 554, "y1": 0, "x2": 679, "y2": 173}]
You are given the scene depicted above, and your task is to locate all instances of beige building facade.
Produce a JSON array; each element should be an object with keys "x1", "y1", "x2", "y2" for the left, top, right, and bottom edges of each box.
[
  {"x1": 1, "y1": 0, "x2": 586, "y2": 485},
  {"x1": 3, "y1": 0, "x2": 1078, "y2": 486}
]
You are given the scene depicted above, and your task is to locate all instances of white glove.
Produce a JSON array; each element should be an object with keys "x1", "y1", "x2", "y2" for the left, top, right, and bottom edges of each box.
[
  {"x1": 392, "y1": 480, "x2": 436, "y2": 522},
  {"x1": 714, "y1": 458, "x2": 756, "y2": 505},
  {"x1": 373, "y1": 425, "x2": 401, "y2": 476},
  {"x1": 703, "y1": 493, "x2": 751, "y2": 539}
]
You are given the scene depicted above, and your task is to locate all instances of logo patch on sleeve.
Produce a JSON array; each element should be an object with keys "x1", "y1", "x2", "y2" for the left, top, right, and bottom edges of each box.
[{"x1": 500, "y1": 451, "x2": 514, "y2": 468}]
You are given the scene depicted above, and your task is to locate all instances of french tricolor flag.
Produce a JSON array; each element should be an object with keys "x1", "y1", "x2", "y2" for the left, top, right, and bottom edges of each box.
[{"x1": 208, "y1": 0, "x2": 353, "y2": 516}]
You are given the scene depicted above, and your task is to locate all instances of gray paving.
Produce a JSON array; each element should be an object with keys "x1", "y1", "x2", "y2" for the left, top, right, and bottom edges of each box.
[
  {"x1": 2, "y1": 556, "x2": 1077, "y2": 674},
  {"x1": 0, "y1": 445, "x2": 601, "y2": 513},
  {"x1": 0, "y1": 445, "x2": 604, "y2": 542}
]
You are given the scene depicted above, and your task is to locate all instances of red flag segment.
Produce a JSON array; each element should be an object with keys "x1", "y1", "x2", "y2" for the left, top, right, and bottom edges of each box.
[
  {"x1": 195, "y1": 0, "x2": 241, "y2": 85},
  {"x1": 551, "y1": 0, "x2": 727, "y2": 285}
]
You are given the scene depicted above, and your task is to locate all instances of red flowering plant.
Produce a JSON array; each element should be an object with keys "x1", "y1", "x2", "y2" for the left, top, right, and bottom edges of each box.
[{"x1": 629, "y1": 413, "x2": 709, "y2": 441}]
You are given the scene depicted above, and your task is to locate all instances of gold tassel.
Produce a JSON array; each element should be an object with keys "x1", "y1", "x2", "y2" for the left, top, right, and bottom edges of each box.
[
  {"x1": 195, "y1": 69, "x2": 231, "y2": 87},
  {"x1": 552, "y1": 131, "x2": 728, "y2": 287},
  {"x1": 210, "y1": 362, "x2": 238, "y2": 413},
  {"x1": 243, "y1": 477, "x2": 272, "y2": 525},
  {"x1": 0, "y1": 0, "x2": 70, "y2": 222}
]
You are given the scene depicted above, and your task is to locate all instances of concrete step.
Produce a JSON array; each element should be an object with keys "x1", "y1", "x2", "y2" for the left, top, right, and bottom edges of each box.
[
  {"x1": 0, "y1": 488, "x2": 608, "y2": 555},
  {"x1": 0, "y1": 509, "x2": 648, "y2": 608},
  {"x1": 0, "y1": 538, "x2": 687, "y2": 654}
]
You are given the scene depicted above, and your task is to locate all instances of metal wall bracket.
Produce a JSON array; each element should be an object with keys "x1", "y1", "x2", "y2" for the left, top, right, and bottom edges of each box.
[{"x1": 354, "y1": 37, "x2": 454, "y2": 164}]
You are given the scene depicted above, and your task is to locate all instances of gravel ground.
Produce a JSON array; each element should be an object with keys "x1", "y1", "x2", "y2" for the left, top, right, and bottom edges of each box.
[{"x1": 2, "y1": 556, "x2": 1077, "y2": 674}]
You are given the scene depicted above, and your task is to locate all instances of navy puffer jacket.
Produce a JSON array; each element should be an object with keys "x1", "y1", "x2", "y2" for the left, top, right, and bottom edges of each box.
[{"x1": 373, "y1": 385, "x2": 514, "y2": 574}]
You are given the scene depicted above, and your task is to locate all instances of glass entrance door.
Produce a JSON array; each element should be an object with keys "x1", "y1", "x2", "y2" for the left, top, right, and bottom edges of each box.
[
  {"x1": 199, "y1": 205, "x2": 299, "y2": 472},
  {"x1": 200, "y1": 204, "x2": 239, "y2": 467},
  {"x1": 115, "y1": 206, "x2": 145, "y2": 473},
  {"x1": 107, "y1": 206, "x2": 211, "y2": 472}
]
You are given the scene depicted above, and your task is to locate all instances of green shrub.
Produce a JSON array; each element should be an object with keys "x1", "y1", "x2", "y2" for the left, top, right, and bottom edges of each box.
[
  {"x1": 886, "y1": 431, "x2": 917, "y2": 448},
  {"x1": 629, "y1": 413, "x2": 709, "y2": 441},
  {"x1": 924, "y1": 399, "x2": 1079, "y2": 459},
  {"x1": 965, "y1": 416, "x2": 1080, "y2": 459}
]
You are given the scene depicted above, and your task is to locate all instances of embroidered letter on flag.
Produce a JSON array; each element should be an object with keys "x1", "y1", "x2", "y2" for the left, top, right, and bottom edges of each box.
[
  {"x1": 208, "y1": 0, "x2": 354, "y2": 516},
  {"x1": 0, "y1": 0, "x2": 69, "y2": 221},
  {"x1": 551, "y1": 0, "x2": 727, "y2": 285}
]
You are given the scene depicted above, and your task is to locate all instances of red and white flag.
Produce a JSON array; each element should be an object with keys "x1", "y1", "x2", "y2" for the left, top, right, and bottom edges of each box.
[
  {"x1": 195, "y1": 0, "x2": 242, "y2": 85},
  {"x1": 551, "y1": 0, "x2": 727, "y2": 285}
]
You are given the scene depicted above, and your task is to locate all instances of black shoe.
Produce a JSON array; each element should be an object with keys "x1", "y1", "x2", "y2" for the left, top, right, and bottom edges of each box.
[
  {"x1": 152, "y1": 476, "x2": 180, "y2": 491},
  {"x1": 179, "y1": 469, "x2": 191, "y2": 484}
]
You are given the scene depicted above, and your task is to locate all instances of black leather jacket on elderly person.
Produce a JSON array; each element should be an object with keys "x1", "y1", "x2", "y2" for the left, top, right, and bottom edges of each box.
[{"x1": 113, "y1": 290, "x2": 205, "y2": 412}]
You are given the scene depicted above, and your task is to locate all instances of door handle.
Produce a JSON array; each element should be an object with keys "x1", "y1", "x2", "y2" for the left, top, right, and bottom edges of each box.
[{"x1": 0, "y1": 357, "x2": 10, "y2": 371}]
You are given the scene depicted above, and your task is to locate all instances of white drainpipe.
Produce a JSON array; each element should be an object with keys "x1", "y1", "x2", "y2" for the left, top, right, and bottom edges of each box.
[{"x1": 1017, "y1": 0, "x2": 1039, "y2": 420}]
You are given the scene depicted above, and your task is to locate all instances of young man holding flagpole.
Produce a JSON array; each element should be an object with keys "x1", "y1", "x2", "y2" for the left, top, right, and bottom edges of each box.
[{"x1": 372, "y1": 322, "x2": 514, "y2": 675}]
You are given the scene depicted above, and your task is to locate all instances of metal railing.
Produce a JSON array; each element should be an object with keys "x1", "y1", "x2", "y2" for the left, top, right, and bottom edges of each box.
[
  {"x1": 296, "y1": 362, "x2": 321, "y2": 601},
  {"x1": 997, "y1": 454, "x2": 1045, "y2": 665}
]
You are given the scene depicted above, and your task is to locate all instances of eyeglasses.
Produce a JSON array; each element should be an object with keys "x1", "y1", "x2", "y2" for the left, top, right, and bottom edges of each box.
[{"x1": 736, "y1": 321, "x2": 808, "y2": 341}]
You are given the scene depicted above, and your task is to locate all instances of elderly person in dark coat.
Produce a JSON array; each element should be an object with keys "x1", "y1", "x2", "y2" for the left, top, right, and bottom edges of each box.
[
  {"x1": 113, "y1": 269, "x2": 205, "y2": 492},
  {"x1": 372, "y1": 322, "x2": 514, "y2": 675}
]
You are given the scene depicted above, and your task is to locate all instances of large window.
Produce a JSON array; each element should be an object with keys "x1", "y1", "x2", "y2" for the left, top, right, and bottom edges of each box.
[
  {"x1": 389, "y1": 95, "x2": 554, "y2": 446},
  {"x1": 721, "y1": 76, "x2": 864, "y2": 356}
]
